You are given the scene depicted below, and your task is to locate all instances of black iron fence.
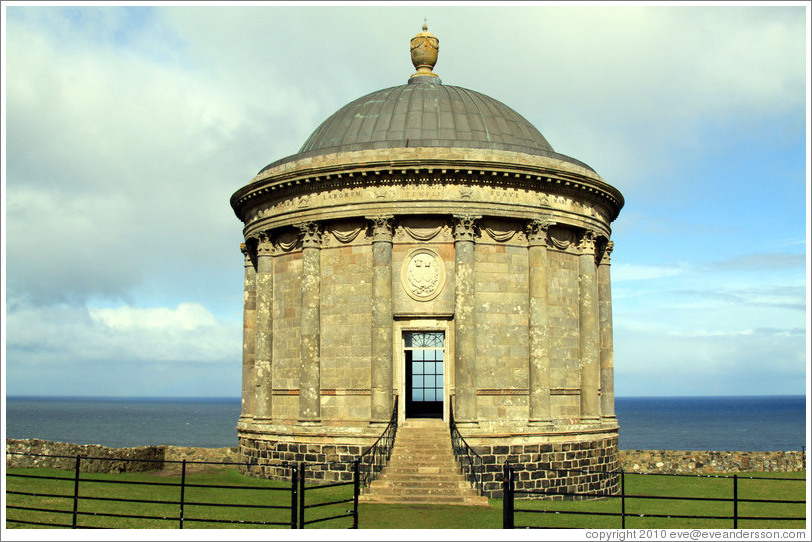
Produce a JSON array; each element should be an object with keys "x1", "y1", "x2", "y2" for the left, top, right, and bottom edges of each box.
[
  {"x1": 502, "y1": 463, "x2": 806, "y2": 529},
  {"x1": 449, "y1": 402, "x2": 484, "y2": 494},
  {"x1": 5, "y1": 451, "x2": 361, "y2": 529},
  {"x1": 357, "y1": 397, "x2": 398, "y2": 489}
]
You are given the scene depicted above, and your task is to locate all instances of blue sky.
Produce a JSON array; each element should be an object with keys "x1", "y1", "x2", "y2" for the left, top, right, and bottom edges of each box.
[{"x1": 2, "y1": 3, "x2": 809, "y2": 399}]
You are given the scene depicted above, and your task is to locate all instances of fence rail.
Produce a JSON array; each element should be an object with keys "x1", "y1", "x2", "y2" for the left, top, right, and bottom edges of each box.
[
  {"x1": 5, "y1": 451, "x2": 361, "y2": 529},
  {"x1": 502, "y1": 463, "x2": 806, "y2": 529}
]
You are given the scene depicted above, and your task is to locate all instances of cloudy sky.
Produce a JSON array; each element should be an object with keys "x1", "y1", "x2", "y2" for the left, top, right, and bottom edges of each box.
[{"x1": 2, "y1": 3, "x2": 809, "y2": 399}]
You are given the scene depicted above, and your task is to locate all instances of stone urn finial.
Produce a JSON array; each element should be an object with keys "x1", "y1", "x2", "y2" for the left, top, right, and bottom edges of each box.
[{"x1": 409, "y1": 21, "x2": 439, "y2": 81}]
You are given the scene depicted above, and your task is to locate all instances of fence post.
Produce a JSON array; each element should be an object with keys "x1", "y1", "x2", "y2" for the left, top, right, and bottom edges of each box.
[
  {"x1": 179, "y1": 459, "x2": 186, "y2": 529},
  {"x1": 72, "y1": 455, "x2": 81, "y2": 529},
  {"x1": 290, "y1": 464, "x2": 299, "y2": 529},
  {"x1": 352, "y1": 460, "x2": 360, "y2": 529},
  {"x1": 298, "y1": 463, "x2": 305, "y2": 529},
  {"x1": 502, "y1": 463, "x2": 514, "y2": 529},
  {"x1": 733, "y1": 474, "x2": 738, "y2": 529},
  {"x1": 621, "y1": 469, "x2": 626, "y2": 529}
]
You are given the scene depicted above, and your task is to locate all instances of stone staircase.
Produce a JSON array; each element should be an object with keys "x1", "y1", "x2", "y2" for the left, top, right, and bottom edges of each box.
[{"x1": 359, "y1": 419, "x2": 489, "y2": 506}]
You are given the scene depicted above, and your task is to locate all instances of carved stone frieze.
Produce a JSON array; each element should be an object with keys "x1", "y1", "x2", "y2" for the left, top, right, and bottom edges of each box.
[
  {"x1": 274, "y1": 229, "x2": 301, "y2": 252},
  {"x1": 480, "y1": 218, "x2": 522, "y2": 243},
  {"x1": 547, "y1": 225, "x2": 577, "y2": 251},
  {"x1": 241, "y1": 173, "x2": 617, "y2": 230},
  {"x1": 326, "y1": 220, "x2": 365, "y2": 245},
  {"x1": 400, "y1": 216, "x2": 445, "y2": 242}
]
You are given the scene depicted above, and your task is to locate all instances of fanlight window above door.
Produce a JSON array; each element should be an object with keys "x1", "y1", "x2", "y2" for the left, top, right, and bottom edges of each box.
[{"x1": 404, "y1": 332, "x2": 444, "y2": 348}]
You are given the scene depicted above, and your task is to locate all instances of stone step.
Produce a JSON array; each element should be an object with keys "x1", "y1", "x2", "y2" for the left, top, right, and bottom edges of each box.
[
  {"x1": 362, "y1": 486, "x2": 482, "y2": 497},
  {"x1": 359, "y1": 494, "x2": 490, "y2": 506},
  {"x1": 383, "y1": 465, "x2": 460, "y2": 474},
  {"x1": 377, "y1": 467, "x2": 462, "y2": 480},
  {"x1": 359, "y1": 421, "x2": 489, "y2": 507},
  {"x1": 387, "y1": 457, "x2": 457, "y2": 465},
  {"x1": 387, "y1": 455, "x2": 457, "y2": 464},
  {"x1": 372, "y1": 471, "x2": 468, "y2": 481},
  {"x1": 369, "y1": 480, "x2": 471, "y2": 490},
  {"x1": 397, "y1": 429, "x2": 451, "y2": 441},
  {"x1": 389, "y1": 446, "x2": 452, "y2": 453}
]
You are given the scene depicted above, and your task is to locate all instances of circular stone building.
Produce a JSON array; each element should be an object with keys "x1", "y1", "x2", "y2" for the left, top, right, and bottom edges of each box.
[{"x1": 231, "y1": 25, "x2": 624, "y2": 497}]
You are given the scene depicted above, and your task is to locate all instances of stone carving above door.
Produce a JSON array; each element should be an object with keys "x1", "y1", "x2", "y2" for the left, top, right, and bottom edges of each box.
[{"x1": 401, "y1": 247, "x2": 446, "y2": 302}]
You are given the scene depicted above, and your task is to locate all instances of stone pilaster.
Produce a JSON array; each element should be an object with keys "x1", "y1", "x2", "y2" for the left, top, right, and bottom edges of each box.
[
  {"x1": 299, "y1": 222, "x2": 322, "y2": 422},
  {"x1": 368, "y1": 216, "x2": 395, "y2": 423},
  {"x1": 253, "y1": 232, "x2": 274, "y2": 420},
  {"x1": 578, "y1": 230, "x2": 600, "y2": 421},
  {"x1": 240, "y1": 243, "x2": 257, "y2": 421},
  {"x1": 598, "y1": 240, "x2": 616, "y2": 420},
  {"x1": 526, "y1": 219, "x2": 553, "y2": 424},
  {"x1": 453, "y1": 215, "x2": 479, "y2": 422}
]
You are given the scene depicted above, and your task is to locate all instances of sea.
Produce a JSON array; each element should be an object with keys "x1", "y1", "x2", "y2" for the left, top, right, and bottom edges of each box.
[{"x1": 4, "y1": 395, "x2": 807, "y2": 451}]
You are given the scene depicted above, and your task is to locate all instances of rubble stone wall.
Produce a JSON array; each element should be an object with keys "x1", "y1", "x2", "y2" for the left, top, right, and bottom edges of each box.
[
  {"x1": 6, "y1": 439, "x2": 239, "y2": 472},
  {"x1": 620, "y1": 450, "x2": 806, "y2": 474}
]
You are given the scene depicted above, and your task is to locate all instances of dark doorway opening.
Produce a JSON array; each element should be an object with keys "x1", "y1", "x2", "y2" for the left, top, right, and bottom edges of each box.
[{"x1": 404, "y1": 331, "x2": 444, "y2": 418}]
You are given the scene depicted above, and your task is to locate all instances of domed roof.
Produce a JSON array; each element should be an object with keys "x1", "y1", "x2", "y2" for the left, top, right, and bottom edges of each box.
[
  {"x1": 258, "y1": 24, "x2": 594, "y2": 174},
  {"x1": 300, "y1": 82, "x2": 555, "y2": 156}
]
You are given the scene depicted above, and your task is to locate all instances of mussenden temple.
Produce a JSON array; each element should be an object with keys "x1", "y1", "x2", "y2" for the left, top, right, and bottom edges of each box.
[{"x1": 230, "y1": 25, "x2": 624, "y2": 502}]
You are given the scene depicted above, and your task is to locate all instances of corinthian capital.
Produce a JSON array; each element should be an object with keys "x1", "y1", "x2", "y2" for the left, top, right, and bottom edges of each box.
[
  {"x1": 299, "y1": 222, "x2": 323, "y2": 249},
  {"x1": 452, "y1": 215, "x2": 480, "y2": 242},
  {"x1": 526, "y1": 218, "x2": 554, "y2": 247},
  {"x1": 255, "y1": 231, "x2": 275, "y2": 257},
  {"x1": 367, "y1": 215, "x2": 394, "y2": 242},
  {"x1": 578, "y1": 229, "x2": 599, "y2": 255},
  {"x1": 240, "y1": 242, "x2": 256, "y2": 266},
  {"x1": 599, "y1": 240, "x2": 614, "y2": 266}
]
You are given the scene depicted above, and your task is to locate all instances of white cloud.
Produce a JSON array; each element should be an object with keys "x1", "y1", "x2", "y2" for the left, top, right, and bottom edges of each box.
[
  {"x1": 89, "y1": 303, "x2": 218, "y2": 331},
  {"x1": 6, "y1": 302, "x2": 240, "y2": 366}
]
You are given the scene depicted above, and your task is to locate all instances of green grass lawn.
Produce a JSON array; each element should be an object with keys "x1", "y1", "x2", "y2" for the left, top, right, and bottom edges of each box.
[
  {"x1": 5, "y1": 467, "x2": 806, "y2": 529},
  {"x1": 510, "y1": 472, "x2": 807, "y2": 530}
]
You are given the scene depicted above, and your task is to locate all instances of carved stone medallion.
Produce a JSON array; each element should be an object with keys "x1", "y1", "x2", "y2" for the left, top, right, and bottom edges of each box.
[{"x1": 401, "y1": 248, "x2": 445, "y2": 302}]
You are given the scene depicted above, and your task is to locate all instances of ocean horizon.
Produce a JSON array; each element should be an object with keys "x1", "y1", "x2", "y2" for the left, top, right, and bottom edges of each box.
[{"x1": 4, "y1": 394, "x2": 807, "y2": 452}]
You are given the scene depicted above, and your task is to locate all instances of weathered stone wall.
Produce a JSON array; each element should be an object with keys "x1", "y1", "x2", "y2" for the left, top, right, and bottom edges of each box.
[
  {"x1": 6, "y1": 439, "x2": 165, "y2": 472},
  {"x1": 6, "y1": 439, "x2": 241, "y2": 472},
  {"x1": 620, "y1": 450, "x2": 806, "y2": 474},
  {"x1": 547, "y1": 243, "x2": 581, "y2": 421},
  {"x1": 163, "y1": 446, "x2": 240, "y2": 465},
  {"x1": 320, "y1": 234, "x2": 373, "y2": 421},
  {"x1": 272, "y1": 246, "x2": 303, "y2": 421},
  {"x1": 475, "y1": 224, "x2": 530, "y2": 422}
]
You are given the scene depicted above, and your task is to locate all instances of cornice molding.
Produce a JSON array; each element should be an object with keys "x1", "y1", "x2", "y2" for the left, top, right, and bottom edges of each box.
[{"x1": 231, "y1": 159, "x2": 624, "y2": 223}]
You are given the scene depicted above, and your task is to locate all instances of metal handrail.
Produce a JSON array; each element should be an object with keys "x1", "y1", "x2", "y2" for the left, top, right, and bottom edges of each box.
[
  {"x1": 449, "y1": 401, "x2": 484, "y2": 494},
  {"x1": 356, "y1": 396, "x2": 399, "y2": 489}
]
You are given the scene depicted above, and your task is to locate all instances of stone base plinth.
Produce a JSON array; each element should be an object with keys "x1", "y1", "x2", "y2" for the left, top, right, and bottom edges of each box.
[
  {"x1": 471, "y1": 433, "x2": 620, "y2": 499},
  {"x1": 238, "y1": 431, "x2": 376, "y2": 483}
]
